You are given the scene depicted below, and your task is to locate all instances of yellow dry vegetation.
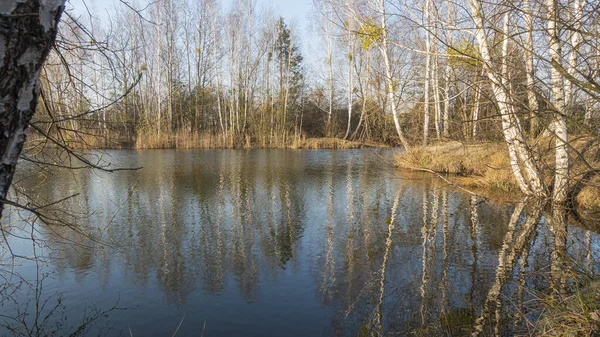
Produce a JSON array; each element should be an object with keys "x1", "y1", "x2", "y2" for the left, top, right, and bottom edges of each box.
[
  {"x1": 291, "y1": 138, "x2": 387, "y2": 150},
  {"x1": 395, "y1": 139, "x2": 600, "y2": 211},
  {"x1": 395, "y1": 141, "x2": 518, "y2": 192},
  {"x1": 534, "y1": 281, "x2": 600, "y2": 337}
]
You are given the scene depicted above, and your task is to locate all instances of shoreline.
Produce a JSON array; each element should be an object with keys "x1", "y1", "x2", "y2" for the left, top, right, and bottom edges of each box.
[
  {"x1": 394, "y1": 140, "x2": 600, "y2": 214},
  {"x1": 28, "y1": 137, "x2": 392, "y2": 151}
]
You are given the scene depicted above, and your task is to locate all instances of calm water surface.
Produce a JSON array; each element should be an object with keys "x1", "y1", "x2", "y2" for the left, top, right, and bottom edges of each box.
[{"x1": 1, "y1": 149, "x2": 599, "y2": 336}]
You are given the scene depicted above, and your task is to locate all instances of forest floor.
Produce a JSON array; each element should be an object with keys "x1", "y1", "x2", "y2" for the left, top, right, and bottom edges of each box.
[{"x1": 394, "y1": 139, "x2": 600, "y2": 213}]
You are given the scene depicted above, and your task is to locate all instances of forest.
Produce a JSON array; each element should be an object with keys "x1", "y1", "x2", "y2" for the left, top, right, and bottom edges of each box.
[
  {"x1": 8, "y1": 0, "x2": 592, "y2": 208},
  {"x1": 29, "y1": 0, "x2": 597, "y2": 150},
  {"x1": 0, "y1": 0, "x2": 598, "y2": 211},
  {"x1": 2, "y1": 1, "x2": 600, "y2": 335}
]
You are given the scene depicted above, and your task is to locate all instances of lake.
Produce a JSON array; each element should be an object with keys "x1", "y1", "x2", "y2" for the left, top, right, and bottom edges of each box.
[{"x1": 1, "y1": 149, "x2": 599, "y2": 336}]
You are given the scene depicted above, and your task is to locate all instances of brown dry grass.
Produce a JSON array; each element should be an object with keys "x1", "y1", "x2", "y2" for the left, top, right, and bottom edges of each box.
[
  {"x1": 395, "y1": 139, "x2": 600, "y2": 210},
  {"x1": 576, "y1": 182, "x2": 600, "y2": 213},
  {"x1": 27, "y1": 130, "x2": 134, "y2": 150},
  {"x1": 570, "y1": 137, "x2": 600, "y2": 213},
  {"x1": 291, "y1": 138, "x2": 388, "y2": 150},
  {"x1": 534, "y1": 281, "x2": 600, "y2": 337},
  {"x1": 135, "y1": 129, "x2": 232, "y2": 149},
  {"x1": 395, "y1": 141, "x2": 519, "y2": 194}
]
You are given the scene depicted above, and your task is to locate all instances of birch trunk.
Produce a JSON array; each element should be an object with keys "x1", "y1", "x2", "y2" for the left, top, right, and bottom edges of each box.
[
  {"x1": 379, "y1": 0, "x2": 410, "y2": 150},
  {"x1": 283, "y1": 26, "x2": 294, "y2": 143},
  {"x1": 472, "y1": 69, "x2": 482, "y2": 138},
  {"x1": 442, "y1": 0, "x2": 453, "y2": 138},
  {"x1": 467, "y1": 0, "x2": 545, "y2": 197},
  {"x1": 423, "y1": 0, "x2": 431, "y2": 146},
  {"x1": 432, "y1": 20, "x2": 442, "y2": 140},
  {"x1": 523, "y1": 0, "x2": 539, "y2": 137},
  {"x1": 155, "y1": 8, "x2": 163, "y2": 138},
  {"x1": 211, "y1": 5, "x2": 225, "y2": 140},
  {"x1": 322, "y1": 0, "x2": 334, "y2": 137},
  {"x1": 0, "y1": 0, "x2": 65, "y2": 218},
  {"x1": 351, "y1": 49, "x2": 368, "y2": 140},
  {"x1": 443, "y1": 67, "x2": 450, "y2": 138},
  {"x1": 547, "y1": 0, "x2": 570, "y2": 204},
  {"x1": 565, "y1": 0, "x2": 583, "y2": 111},
  {"x1": 344, "y1": 40, "x2": 354, "y2": 140}
]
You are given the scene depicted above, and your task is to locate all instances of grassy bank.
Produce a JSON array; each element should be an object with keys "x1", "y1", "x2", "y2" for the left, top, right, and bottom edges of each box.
[
  {"x1": 134, "y1": 129, "x2": 388, "y2": 149},
  {"x1": 28, "y1": 128, "x2": 389, "y2": 150},
  {"x1": 290, "y1": 138, "x2": 388, "y2": 149},
  {"x1": 394, "y1": 140, "x2": 600, "y2": 211},
  {"x1": 534, "y1": 281, "x2": 600, "y2": 336},
  {"x1": 395, "y1": 142, "x2": 517, "y2": 192},
  {"x1": 135, "y1": 133, "x2": 387, "y2": 150}
]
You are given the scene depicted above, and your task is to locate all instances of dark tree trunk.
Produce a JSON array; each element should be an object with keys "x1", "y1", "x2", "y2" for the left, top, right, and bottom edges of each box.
[{"x1": 0, "y1": 0, "x2": 65, "y2": 219}]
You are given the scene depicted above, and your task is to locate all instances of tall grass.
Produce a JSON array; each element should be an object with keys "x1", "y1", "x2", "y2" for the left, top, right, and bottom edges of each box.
[
  {"x1": 395, "y1": 141, "x2": 519, "y2": 193},
  {"x1": 395, "y1": 138, "x2": 600, "y2": 211},
  {"x1": 534, "y1": 280, "x2": 600, "y2": 336},
  {"x1": 135, "y1": 129, "x2": 231, "y2": 149}
]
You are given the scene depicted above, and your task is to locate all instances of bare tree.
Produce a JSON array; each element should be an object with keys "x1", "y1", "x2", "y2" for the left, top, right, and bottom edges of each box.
[{"x1": 0, "y1": 0, "x2": 66, "y2": 219}]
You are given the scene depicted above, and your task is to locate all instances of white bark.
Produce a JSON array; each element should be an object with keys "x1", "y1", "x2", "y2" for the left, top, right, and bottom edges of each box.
[
  {"x1": 344, "y1": 39, "x2": 354, "y2": 140},
  {"x1": 547, "y1": 0, "x2": 570, "y2": 204},
  {"x1": 432, "y1": 20, "x2": 442, "y2": 140},
  {"x1": 322, "y1": 0, "x2": 335, "y2": 136},
  {"x1": 0, "y1": 0, "x2": 66, "y2": 218},
  {"x1": 210, "y1": 2, "x2": 225, "y2": 140},
  {"x1": 423, "y1": 0, "x2": 431, "y2": 146},
  {"x1": 442, "y1": 0, "x2": 453, "y2": 138},
  {"x1": 565, "y1": 0, "x2": 583, "y2": 110},
  {"x1": 467, "y1": 0, "x2": 545, "y2": 197},
  {"x1": 378, "y1": 0, "x2": 410, "y2": 149},
  {"x1": 472, "y1": 69, "x2": 482, "y2": 138},
  {"x1": 351, "y1": 48, "x2": 368, "y2": 140},
  {"x1": 523, "y1": 0, "x2": 539, "y2": 136}
]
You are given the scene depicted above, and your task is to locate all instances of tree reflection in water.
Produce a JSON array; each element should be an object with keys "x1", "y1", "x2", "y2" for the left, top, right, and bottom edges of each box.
[{"x1": 1, "y1": 150, "x2": 599, "y2": 336}]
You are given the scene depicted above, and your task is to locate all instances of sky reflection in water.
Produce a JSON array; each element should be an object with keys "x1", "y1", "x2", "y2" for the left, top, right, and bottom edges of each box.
[{"x1": 1, "y1": 149, "x2": 599, "y2": 336}]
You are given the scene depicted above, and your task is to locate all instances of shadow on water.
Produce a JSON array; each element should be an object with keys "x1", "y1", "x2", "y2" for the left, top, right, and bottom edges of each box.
[{"x1": 1, "y1": 149, "x2": 599, "y2": 336}]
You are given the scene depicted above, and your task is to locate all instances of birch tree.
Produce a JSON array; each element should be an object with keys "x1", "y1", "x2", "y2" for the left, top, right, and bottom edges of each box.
[
  {"x1": 547, "y1": 0, "x2": 569, "y2": 204},
  {"x1": 523, "y1": 0, "x2": 539, "y2": 136},
  {"x1": 466, "y1": 0, "x2": 545, "y2": 197},
  {"x1": 317, "y1": 0, "x2": 336, "y2": 137},
  {"x1": 342, "y1": 11, "x2": 357, "y2": 140},
  {"x1": 0, "y1": 0, "x2": 66, "y2": 219},
  {"x1": 422, "y1": 0, "x2": 432, "y2": 146},
  {"x1": 376, "y1": 0, "x2": 411, "y2": 149}
]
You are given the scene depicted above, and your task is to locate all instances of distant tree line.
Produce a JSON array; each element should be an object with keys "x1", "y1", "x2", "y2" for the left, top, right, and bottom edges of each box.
[{"x1": 2, "y1": 0, "x2": 600, "y2": 210}]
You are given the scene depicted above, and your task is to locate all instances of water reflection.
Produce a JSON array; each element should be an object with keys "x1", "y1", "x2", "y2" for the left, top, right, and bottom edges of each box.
[{"x1": 1, "y1": 150, "x2": 599, "y2": 336}]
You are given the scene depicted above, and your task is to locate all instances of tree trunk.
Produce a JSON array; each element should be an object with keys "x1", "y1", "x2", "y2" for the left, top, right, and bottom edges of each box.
[
  {"x1": 442, "y1": 0, "x2": 453, "y2": 138},
  {"x1": 423, "y1": 0, "x2": 431, "y2": 146},
  {"x1": 472, "y1": 70, "x2": 482, "y2": 139},
  {"x1": 0, "y1": 0, "x2": 65, "y2": 219},
  {"x1": 523, "y1": 0, "x2": 539, "y2": 137},
  {"x1": 547, "y1": 0, "x2": 569, "y2": 204},
  {"x1": 432, "y1": 19, "x2": 442, "y2": 140},
  {"x1": 344, "y1": 40, "x2": 354, "y2": 140},
  {"x1": 467, "y1": 0, "x2": 545, "y2": 197},
  {"x1": 565, "y1": 0, "x2": 583, "y2": 112},
  {"x1": 379, "y1": 0, "x2": 410, "y2": 150}
]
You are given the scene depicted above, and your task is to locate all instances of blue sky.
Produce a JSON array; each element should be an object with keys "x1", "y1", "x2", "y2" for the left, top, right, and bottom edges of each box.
[
  {"x1": 67, "y1": 0, "x2": 320, "y2": 81},
  {"x1": 261, "y1": 0, "x2": 312, "y2": 24},
  {"x1": 67, "y1": 0, "x2": 314, "y2": 50},
  {"x1": 68, "y1": 0, "x2": 312, "y2": 25}
]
